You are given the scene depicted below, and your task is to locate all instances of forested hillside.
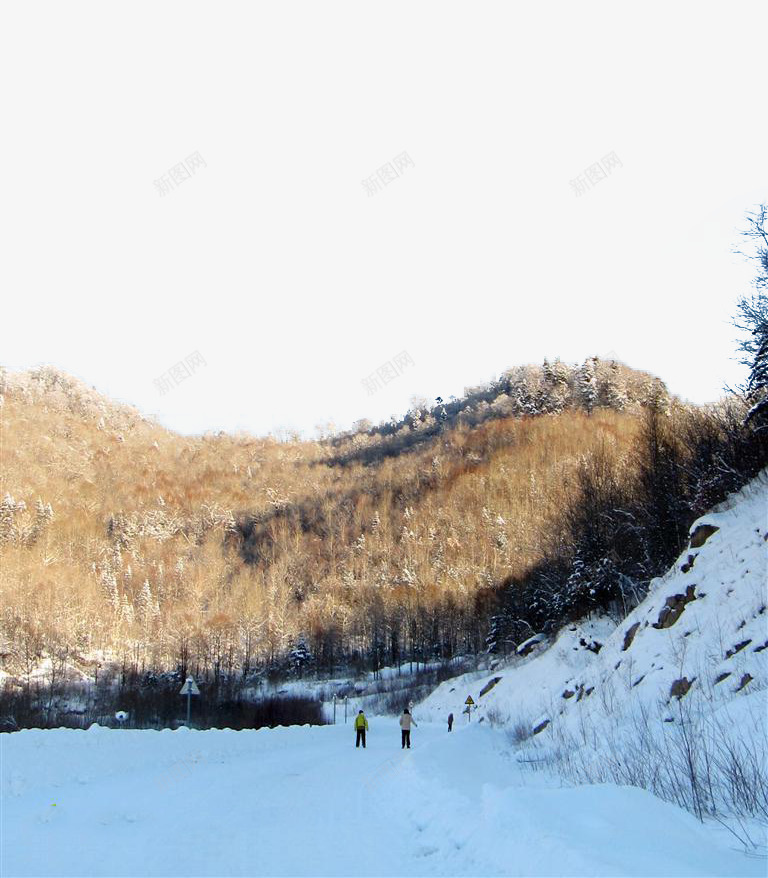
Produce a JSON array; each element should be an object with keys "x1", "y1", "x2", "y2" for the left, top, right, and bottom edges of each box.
[{"x1": 0, "y1": 349, "x2": 764, "y2": 724}]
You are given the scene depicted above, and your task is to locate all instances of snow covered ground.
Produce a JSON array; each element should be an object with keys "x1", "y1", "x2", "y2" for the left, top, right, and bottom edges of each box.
[{"x1": 2, "y1": 718, "x2": 764, "y2": 877}]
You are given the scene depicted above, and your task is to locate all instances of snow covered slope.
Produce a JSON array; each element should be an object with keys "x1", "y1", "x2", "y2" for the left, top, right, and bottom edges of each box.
[
  {"x1": 419, "y1": 471, "x2": 768, "y2": 780},
  {"x1": 2, "y1": 475, "x2": 765, "y2": 876},
  {"x1": 2, "y1": 719, "x2": 762, "y2": 877}
]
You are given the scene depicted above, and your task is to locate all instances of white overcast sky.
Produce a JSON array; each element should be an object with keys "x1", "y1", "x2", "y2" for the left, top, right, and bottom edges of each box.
[{"x1": 1, "y1": 2, "x2": 765, "y2": 438}]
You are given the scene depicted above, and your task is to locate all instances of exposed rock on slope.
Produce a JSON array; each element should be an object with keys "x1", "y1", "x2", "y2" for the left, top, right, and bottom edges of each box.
[{"x1": 420, "y1": 470, "x2": 768, "y2": 731}]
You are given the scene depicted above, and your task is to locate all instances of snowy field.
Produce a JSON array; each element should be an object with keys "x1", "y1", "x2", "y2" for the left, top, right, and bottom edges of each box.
[{"x1": 2, "y1": 718, "x2": 764, "y2": 877}]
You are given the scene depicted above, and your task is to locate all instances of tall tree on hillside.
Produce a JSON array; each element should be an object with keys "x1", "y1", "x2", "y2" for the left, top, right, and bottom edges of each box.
[
  {"x1": 577, "y1": 357, "x2": 599, "y2": 414},
  {"x1": 636, "y1": 396, "x2": 689, "y2": 564},
  {"x1": 289, "y1": 637, "x2": 313, "y2": 678},
  {"x1": 560, "y1": 443, "x2": 631, "y2": 618},
  {"x1": 599, "y1": 360, "x2": 629, "y2": 411},
  {"x1": 734, "y1": 205, "x2": 768, "y2": 430}
]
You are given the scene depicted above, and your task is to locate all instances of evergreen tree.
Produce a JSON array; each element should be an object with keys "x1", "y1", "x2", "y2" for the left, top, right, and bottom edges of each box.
[
  {"x1": 485, "y1": 614, "x2": 505, "y2": 655},
  {"x1": 577, "y1": 357, "x2": 599, "y2": 414},
  {"x1": 601, "y1": 361, "x2": 629, "y2": 410},
  {"x1": 636, "y1": 400, "x2": 689, "y2": 564},
  {"x1": 120, "y1": 594, "x2": 134, "y2": 625},
  {"x1": 25, "y1": 498, "x2": 54, "y2": 546},
  {"x1": 137, "y1": 580, "x2": 155, "y2": 626},
  {"x1": 100, "y1": 565, "x2": 120, "y2": 612},
  {"x1": 289, "y1": 637, "x2": 313, "y2": 678},
  {"x1": 735, "y1": 292, "x2": 768, "y2": 429},
  {"x1": 0, "y1": 493, "x2": 19, "y2": 544},
  {"x1": 734, "y1": 205, "x2": 768, "y2": 429}
]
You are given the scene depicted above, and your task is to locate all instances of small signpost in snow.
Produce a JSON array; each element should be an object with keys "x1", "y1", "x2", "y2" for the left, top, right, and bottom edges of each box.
[
  {"x1": 179, "y1": 676, "x2": 200, "y2": 725},
  {"x1": 465, "y1": 695, "x2": 475, "y2": 722}
]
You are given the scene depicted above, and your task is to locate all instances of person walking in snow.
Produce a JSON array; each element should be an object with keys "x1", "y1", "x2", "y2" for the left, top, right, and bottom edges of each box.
[
  {"x1": 399, "y1": 708, "x2": 417, "y2": 748},
  {"x1": 355, "y1": 710, "x2": 368, "y2": 748},
  {"x1": 447, "y1": 712, "x2": 454, "y2": 732}
]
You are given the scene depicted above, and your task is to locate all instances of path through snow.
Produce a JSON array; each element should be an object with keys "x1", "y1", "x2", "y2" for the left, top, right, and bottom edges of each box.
[{"x1": 2, "y1": 718, "x2": 763, "y2": 876}]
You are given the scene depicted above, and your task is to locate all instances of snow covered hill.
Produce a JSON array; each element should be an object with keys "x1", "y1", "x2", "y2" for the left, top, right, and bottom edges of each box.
[
  {"x1": 420, "y1": 471, "x2": 767, "y2": 725},
  {"x1": 2, "y1": 719, "x2": 763, "y2": 877},
  {"x1": 418, "y1": 471, "x2": 768, "y2": 830}
]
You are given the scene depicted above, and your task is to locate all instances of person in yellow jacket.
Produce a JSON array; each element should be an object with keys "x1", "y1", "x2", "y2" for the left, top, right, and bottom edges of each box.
[{"x1": 354, "y1": 710, "x2": 369, "y2": 748}]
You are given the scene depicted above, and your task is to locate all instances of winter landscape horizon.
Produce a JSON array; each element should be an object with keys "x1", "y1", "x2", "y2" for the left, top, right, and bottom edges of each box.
[
  {"x1": 2, "y1": 2, "x2": 768, "y2": 876},
  {"x1": 2, "y1": 354, "x2": 767, "y2": 875}
]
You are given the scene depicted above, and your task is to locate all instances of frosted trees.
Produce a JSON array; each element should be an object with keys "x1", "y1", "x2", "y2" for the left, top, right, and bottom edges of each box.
[
  {"x1": 485, "y1": 612, "x2": 516, "y2": 656},
  {"x1": 735, "y1": 203, "x2": 768, "y2": 292},
  {"x1": 27, "y1": 499, "x2": 54, "y2": 546},
  {"x1": 204, "y1": 612, "x2": 237, "y2": 689},
  {"x1": 135, "y1": 580, "x2": 160, "y2": 632},
  {"x1": 264, "y1": 580, "x2": 288, "y2": 668},
  {"x1": 289, "y1": 637, "x2": 313, "y2": 677},
  {"x1": 0, "y1": 495, "x2": 54, "y2": 546},
  {"x1": 577, "y1": 357, "x2": 599, "y2": 414},
  {"x1": 100, "y1": 566, "x2": 120, "y2": 613},
  {"x1": 542, "y1": 358, "x2": 572, "y2": 412},
  {"x1": 506, "y1": 366, "x2": 542, "y2": 415},
  {"x1": 352, "y1": 418, "x2": 373, "y2": 434},
  {"x1": 735, "y1": 289, "x2": 768, "y2": 429},
  {"x1": 120, "y1": 594, "x2": 134, "y2": 624},
  {"x1": 600, "y1": 361, "x2": 629, "y2": 411},
  {"x1": 734, "y1": 206, "x2": 768, "y2": 418},
  {"x1": 238, "y1": 610, "x2": 263, "y2": 679},
  {"x1": 15, "y1": 619, "x2": 44, "y2": 704},
  {"x1": 635, "y1": 399, "x2": 689, "y2": 564},
  {"x1": 137, "y1": 580, "x2": 154, "y2": 624},
  {"x1": 0, "y1": 494, "x2": 20, "y2": 544},
  {"x1": 93, "y1": 552, "x2": 121, "y2": 644}
]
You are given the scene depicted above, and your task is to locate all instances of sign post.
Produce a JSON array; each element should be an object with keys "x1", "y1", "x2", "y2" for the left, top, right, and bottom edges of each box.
[
  {"x1": 333, "y1": 695, "x2": 337, "y2": 724},
  {"x1": 465, "y1": 695, "x2": 475, "y2": 722},
  {"x1": 344, "y1": 696, "x2": 348, "y2": 724},
  {"x1": 179, "y1": 676, "x2": 200, "y2": 725}
]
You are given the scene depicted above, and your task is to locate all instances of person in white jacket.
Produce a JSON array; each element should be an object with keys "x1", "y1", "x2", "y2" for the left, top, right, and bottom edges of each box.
[{"x1": 399, "y1": 708, "x2": 417, "y2": 748}]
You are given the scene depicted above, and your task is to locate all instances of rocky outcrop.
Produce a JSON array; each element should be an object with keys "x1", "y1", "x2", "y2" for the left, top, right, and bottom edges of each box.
[
  {"x1": 669, "y1": 677, "x2": 695, "y2": 699},
  {"x1": 736, "y1": 673, "x2": 753, "y2": 692},
  {"x1": 516, "y1": 633, "x2": 547, "y2": 657},
  {"x1": 689, "y1": 524, "x2": 719, "y2": 548},
  {"x1": 479, "y1": 676, "x2": 502, "y2": 697},
  {"x1": 653, "y1": 584, "x2": 696, "y2": 629},
  {"x1": 680, "y1": 554, "x2": 696, "y2": 573},
  {"x1": 622, "y1": 622, "x2": 641, "y2": 651},
  {"x1": 724, "y1": 640, "x2": 752, "y2": 659}
]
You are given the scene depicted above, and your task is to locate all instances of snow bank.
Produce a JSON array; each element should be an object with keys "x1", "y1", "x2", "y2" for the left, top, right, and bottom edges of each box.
[{"x1": 2, "y1": 719, "x2": 762, "y2": 876}]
